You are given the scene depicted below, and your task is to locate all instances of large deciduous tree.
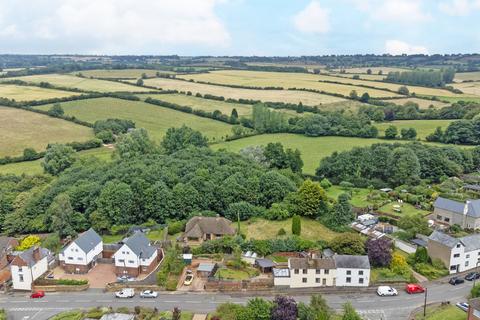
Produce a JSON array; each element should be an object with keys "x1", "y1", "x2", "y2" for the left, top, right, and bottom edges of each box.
[
  {"x1": 161, "y1": 125, "x2": 208, "y2": 154},
  {"x1": 42, "y1": 144, "x2": 77, "y2": 175},
  {"x1": 330, "y1": 233, "x2": 365, "y2": 255},
  {"x1": 271, "y1": 296, "x2": 297, "y2": 320},
  {"x1": 366, "y1": 237, "x2": 393, "y2": 267}
]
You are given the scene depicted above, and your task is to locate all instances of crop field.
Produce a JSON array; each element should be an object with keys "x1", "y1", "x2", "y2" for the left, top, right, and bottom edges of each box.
[
  {"x1": 212, "y1": 133, "x2": 398, "y2": 175},
  {"x1": 35, "y1": 97, "x2": 233, "y2": 142},
  {"x1": 0, "y1": 146, "x2": 114, "y2": 176},
  {"x1": 138, "y1": 77, "x2": 348, "y2": 106},
  {"x1": 176, "y1": 70, "x2": 401, "y2": 98},
  {"x1": 375, "y1": 119, "x2": 453, "y2": 139},
  {"x1": 333, "y1": 73, "x2": 386, "y2": 81},
  {"x1": 454, "y1": 71, "x2": 480, "y2": 82},
  {"x1": 452, "y1": 81, "x2": 480, "y2": 96},
  {"x1": 0, "y1": 84, "x2": 80, "y2": 101},
  {"x1": 333, "y1": 67, "x2": 411, "y2": 74},
  {"x1": 380, "y1": 97, "x2": 449, "y2": 109},
  {"x1": 0, "y1": 106, "x2": 94, "y2": 157},
  {"x1": 75, "y1": 69, "x2": 174, "y2": 79},
  {"x1": 136, "y1": 93, "x2": 253, "y2": 116},
  {"x1": 10, "y1": 74, "x2": 155, "y2": 93}
]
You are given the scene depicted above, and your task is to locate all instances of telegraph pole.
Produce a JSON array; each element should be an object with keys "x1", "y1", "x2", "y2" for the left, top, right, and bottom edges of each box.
[{"x1": 423, "y1": 287, "x2": 428, "y2": 317}]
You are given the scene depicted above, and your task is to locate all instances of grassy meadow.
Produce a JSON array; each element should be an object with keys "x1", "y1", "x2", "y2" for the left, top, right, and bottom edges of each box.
[
  {"x1": 0, "y1": 106, "x2": 94, "y2": 157},
  {"x1": 176, "y1": 70, "x2": 402, "y2": 98},
  {"x1": 138, "y1": 77, "x2": 348, "y2": 106},
  {"x1": 34, "y1": 97, "x2": 233, "y2": 142},
  {"x1": 10, "y1": 74, "x2": 155, "y2": 93},
  {"x1": 212, "y1": 133, "x2": 397, "y2": 175},
  {"x1": 136, "y1": 93, "x2": 253, "y2": 116},
  {"x1": 75, "y1": 69, "x2": 174, "y2": 79},
  {"x1": 380, "y1": 97, "x2": 449, "y2": 109},
  {"x1": 333, "y1": 73, "x2": 386, "y2": 81},
  {"x1": 0, "y1": 146, "x2": 114, "y2": 176},
  {"x1": 333, "y1": 67, "x2": 411, "y2": 74},
  {"x1": 454, "y1": 71, "x2": 480, "y2": 82},
  {"x1": 452, "y1": 81, "x2": 480, "y2": 96},
  {"x1": 375, "y1": 119, "x2": 453, "y2": 139},
  {"x1": 0, "y1": 84, "x2": 80, "y2": 101}
]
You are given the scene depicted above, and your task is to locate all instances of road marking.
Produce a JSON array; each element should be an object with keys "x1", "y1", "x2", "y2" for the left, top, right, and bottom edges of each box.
[{"x1": 30, "y1": 310, "x2": 42, "y2": 320}]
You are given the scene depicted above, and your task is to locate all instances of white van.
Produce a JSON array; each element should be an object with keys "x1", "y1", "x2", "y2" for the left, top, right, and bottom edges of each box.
[
  {"x1": 376, "y1": 286, "x2": 398, "y2": 296},
  {"x1": 115, "y1": 288, "x2": 135, "y2": 298}
]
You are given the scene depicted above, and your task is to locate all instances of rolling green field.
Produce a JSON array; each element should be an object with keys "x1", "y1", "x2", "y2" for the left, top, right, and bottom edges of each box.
[
  {"x1": 137, "y1": 77, "x2": 348, "y2": 106},
  {"x1": 176, "y1": 70, "x2": 402, "y2": 98},
  {"x1": 375, "y1": 119, "x2": 453, "y2": 139},
  {"x1": 10, "y1": 74, "x2": 155, "y2": 93},
  {"x1": 136, "y1": 93, "x2": 253, "y2": 116},
  {"x1": 380, "y1": 97, "x2": 449, "y2": 109},
  {"x1": 0, "y1": 106, "x2": 94, "y2": 157},
  {"x1": 0, "y1": 146, "x2": 114, "y2": 176},
  {"x1": 75, "y1": 69, "x2": 174, "y2": 79},
  {"x1": 333, "y1": 73, "x2": 386, "y2": 81},
  {"x1": 333, "y1": 67, "x2": 411, "y2": 74},
  {"x1": 212, "y1": 133, "x2": 398, "y2": 175},
  {"x1": 35, "y1": 97, "x2": 233, "y2": 142},
  {"x1": 452, "y1": 81, "x2": 480, "y2": 96},
  {"x1": 0, "y1": 84, "x2": 80, "y2": 101},
  {"x1": 454, "y1": 71, "x2": 480, "y2": 82}
]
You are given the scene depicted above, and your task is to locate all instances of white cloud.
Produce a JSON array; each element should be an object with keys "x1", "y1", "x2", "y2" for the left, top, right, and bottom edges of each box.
[
  {"x1": 439, "y1": 0, "x2": 480, "y2": 15},
  {"x1": 385, "y1": 40, "x2": 429, "y2": 55},
  {"x1": 374, "y1": 0, "x2": 432, "y2": 22},
  {"x1": 0, "y1": 0, "x2": 230, "y2": 53},
  {"x1": 293, "y1": 1, "x2": 330, "y2": 34}
]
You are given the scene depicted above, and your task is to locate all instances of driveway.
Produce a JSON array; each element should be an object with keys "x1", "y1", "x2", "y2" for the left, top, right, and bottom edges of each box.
[{"x1": 52, "y1": 263, "x2": 117, "y2": 288}]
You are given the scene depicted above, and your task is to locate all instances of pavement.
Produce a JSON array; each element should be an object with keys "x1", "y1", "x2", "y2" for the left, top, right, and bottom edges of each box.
[{"x1": 0, "y1": 279, "x2": 474, "y2": 320}]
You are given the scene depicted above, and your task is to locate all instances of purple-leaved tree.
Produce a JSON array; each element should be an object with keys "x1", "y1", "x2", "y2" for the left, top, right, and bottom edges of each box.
[
  {"x1": 366, "y1": 237, "x2": 392, "y2": 267},
  {"x1": 271, "y1": 296, "x2": 297, "y2": 320}
]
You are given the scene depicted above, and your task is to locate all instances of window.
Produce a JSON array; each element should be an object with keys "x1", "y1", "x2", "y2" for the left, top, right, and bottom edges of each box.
[
  {"x1": 467, "y1": 254, "x2": 471, "y2": 259},
  {"x1": 346, "y1": 277, "x2": 351, "y2": 283},
  {"x1": 445, "y1": 218, "x2": 450, "y2": 222},
  {"x1": 19, "y1": 275, "x2": 24, "y2": 282},
  {"x1": 466, "y1": 261, "x2": 470, "y2": 267},
  {"x1": 346, "y1": 270, "x2": 351, "y2": 275},
  {"x1": 68, "y1": 257, "x2": 74, "y2": 260},
  {"x1": 77, "y1": 257, "x2": 82, "y2": 261},
  {"x1": 359, "y1": 278, "x2": 364, "y2": 284},
  {"x1": 316, "y1": 278, "x2": 320, "y2": 283},
  {"x1": 358, "y1": 270, "x2": 364, "y2": 275},
  {"x1": 128, "y1": 260, "x2": 134, "y2": 264},
  {"x1": 324, "y1": 269, "x2": 329, "y2": 275},
  {"x1": 18, "y1": 267, "x2": 22, "y2": 272},
  {"x1": 437, "y1": 215, "x2": 442, "y2": 220},
  {"x1": 118, "y1": 259, "x2": 125, "y2": 263},
  {"x1": 294, "y1": 269, "x2": 299, "y2": 274},
  {"x1": 450, "y1": 265, "x2": 457, "y2": 270},
  {"x1": 322, "y1": 279, "x2": 327, "y2": 285},
  {"x1": 302, "y1": 278, "x2": 307, "y2": 283},
  {"x1": 454, "y1": 254, "x2": 460, "y2": 258},
  {"x1": 122, "y1": 251, "x2": 126, "y2": 254},
  {"x1": 456, "y1": 244, "x2": 461, "y2": 248},
  {"x1": 316, "y1": 269, "x2": 320, "y2": 274},
  {"x1": 302, "y1": 269, "x2": 307, "y2": 274}
]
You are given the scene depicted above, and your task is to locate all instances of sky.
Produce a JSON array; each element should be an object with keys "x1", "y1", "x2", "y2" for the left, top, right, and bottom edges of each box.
[{"x1": 0, "y1": 0, "x2": 479, "y2": 56}]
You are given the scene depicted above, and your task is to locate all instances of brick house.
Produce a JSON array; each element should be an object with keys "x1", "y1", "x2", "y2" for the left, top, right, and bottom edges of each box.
[
  {"x1": 182, "y1": 216, "x2": 236, "y2": 245},
  {"x1": 59, "y1": 228, "x2": 103, "y2": 274},
  {"x1": 113, "y1": 232, "x2": 158, "y2": 277},
  {"x1": 434, "y1": 197, "x2": 480, "y2": 229}
]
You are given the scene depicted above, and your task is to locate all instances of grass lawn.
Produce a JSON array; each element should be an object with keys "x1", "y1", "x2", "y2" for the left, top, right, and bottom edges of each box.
[
  {"x1": 215, "y1": 267, "x2": 256, "y2": 280},
  {"x1": 74, "y1": 69, "x2": 174, "y2": 79},
  {"x1": 10, "y1": 74, "x2": 155, "y2": 93},
  {"x1": 414, "y1": 305, "x2": 465, "y2": 320},
  {"x1": 0, "y1": 106, "x2": 94, "y2": 157},
  {"x1": 146, "y1": 229, "x2": 166, "y2": 241},
  {"x1": 212, "y1": 133, "x2": 399, "y2": 175},
  {"x1": 378, "y1": 202, "x2": 430, "y2": 217},
  {"x1": 375, "y1": 119, "x2": 453, "y2": 140},
  {"x1": 101, "y1": 234, "x2": 123, "y2": 244},
  {"x1": 240, "y1": 217, "x2": 339, "y2": 242},
  {"x1": 0, "y1": 84, "x2": 79, "y2": 101},
  {"x1": 136, "y1": 93, "x2": 253, "y2": 116},
  {"x1": 138, "y1": 78, "x2": 348, "y2": 106},
  {"x1": 35, "y1": 97, "x2": 233, "y2": 142},
  {"x1": 325, "y1": 186, "x2": 373, "y2": 207},
  {"x1": 379, "y1": 97, "x2": 449, "y2": 109},
  {"x1": 0, "y1": 146, "x2": 113, "y2": 176}
]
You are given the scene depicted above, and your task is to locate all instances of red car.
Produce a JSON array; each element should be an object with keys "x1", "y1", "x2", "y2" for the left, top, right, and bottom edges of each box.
[
  {"x1": 406, "y1": 284, "x2": 425, "y2": 294},
  {"x1": 30, "y1": 290, "x2": 45, "y2": 299}
]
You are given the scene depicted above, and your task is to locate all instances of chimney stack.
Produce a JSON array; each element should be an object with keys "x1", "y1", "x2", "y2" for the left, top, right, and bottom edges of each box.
[{"x1": 32, "y1": 247, "x2": 41, "y2": 262}]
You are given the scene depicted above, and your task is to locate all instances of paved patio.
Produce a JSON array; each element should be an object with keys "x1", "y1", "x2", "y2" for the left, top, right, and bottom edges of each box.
[{"x1": 52, "y1": 263, "x2": 117, "y2": 288}]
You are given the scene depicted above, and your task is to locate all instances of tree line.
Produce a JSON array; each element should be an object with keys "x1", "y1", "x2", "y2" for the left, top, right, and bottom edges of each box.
[{"x1": 385, "y1": 68, "x2": 456, "y2": 87}]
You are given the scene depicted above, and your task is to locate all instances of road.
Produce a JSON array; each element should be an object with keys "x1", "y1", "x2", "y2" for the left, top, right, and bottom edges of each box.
[{"x1": 0, "y1": 280, "x2": 472, "y2": 320}]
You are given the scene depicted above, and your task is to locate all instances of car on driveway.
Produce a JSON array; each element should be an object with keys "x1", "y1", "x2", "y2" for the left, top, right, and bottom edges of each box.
[
  {"x1": 140, "y1": 290, "x2": 158, "y2": 298},
  {"x1": 184, "y1": 270, "x2": 194, "y2": 286},
  {"x1": 465, "y1": 272, "x2": 480, "y2": 281},
  {"x1": 377, "y1": 286, "x2": 398, "y2": 296},
  {"x1": 117, "y1": 275, "x2": 136, "y2": 283},
  {"x1": 405, "y1": 283, "x2": 425, "y2": 294},
  {"x1": 30, "y1": 290, "x2": 45, "y2": 299},
  {"x1": 449, "y1": 277, "x2": 465, "y2": 285},
  {"x1": 115, "y1": 288, "x2": 135, "y2": 298},
  {"x1": 456, "y1": 302, "x2": 469, "y2": 312}
]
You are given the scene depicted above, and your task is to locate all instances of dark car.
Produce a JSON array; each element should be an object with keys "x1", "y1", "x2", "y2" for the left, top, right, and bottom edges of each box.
[
  {"x1": 465, "y1": 272, "x2": 480, "y2": 281},
  {"x1": 449, "y1": 277, "x2": 465, "y2": 285}
]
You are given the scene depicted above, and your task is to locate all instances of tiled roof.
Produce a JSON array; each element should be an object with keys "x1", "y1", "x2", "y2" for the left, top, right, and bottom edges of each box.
[
  {"x1": 289, "y1": 257, "x2": 335, "y2": 270},
  {"x1": 122, "y1": 232, "x2": 156, "y2": 258},
  {"x1": 334, "y1": 255, "x2": 370, "y2": 269},
  {"x1": 184, "y1": 216, "x2": 235, "y2": 238}
]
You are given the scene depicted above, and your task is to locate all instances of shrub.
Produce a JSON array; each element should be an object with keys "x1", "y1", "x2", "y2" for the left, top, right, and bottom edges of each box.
[
  {"x1": 292, "y1": 215, "x2": 301, "y2": 236},
  {"x1": 277, "y1": 228, "x2": 286, "y2": 236},
  {"x1": 168, "y1": 220, "x2": 186, "y2": 235},
  {"x1": 16, "y1": 235, "x2": 41, "y2": 251},
  {"x1": 320, "y1": 178, "x2": 332, "y2": 189}
]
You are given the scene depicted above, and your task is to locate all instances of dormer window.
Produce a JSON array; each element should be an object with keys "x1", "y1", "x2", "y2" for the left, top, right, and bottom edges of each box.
[{"x1": 456, "y1": 244, "x2": 461, "y2": 248}]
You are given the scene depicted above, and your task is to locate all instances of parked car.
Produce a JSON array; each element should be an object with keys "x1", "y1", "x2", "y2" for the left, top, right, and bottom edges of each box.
[
  {"x1": 115, "y1": 288, "x2": 135, "y2": 298},
  {"x1": 184, "y1": 270, "x2": 194, "y2": 286},
  {"x1": 117, "y1": 275, "x2": 136, "y2": 283},
  {"x1": 376, "y1": 286, "x2": 398, "y2": 296},
  {"x1": 30, "y1": 290, "x2": 45, "y2": 299},
  {"x1": 456, "y1": 302, "x2": 469, "y2": 312},
  {"x1": 140, "y1": 290, "x2": 158, "y2": 298},
  {"x1": 405, "y1": 284, "x2": 425, "y2": 294},
  {"x1": 465, "y1": 272, "x2": 480, "y2": 281},
  {"x1": 449, "y1": 277, "x2": 465, "y2": 286},
  {"x1": 46, "y1": 273, "x2": 54, "y2": 279}
]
